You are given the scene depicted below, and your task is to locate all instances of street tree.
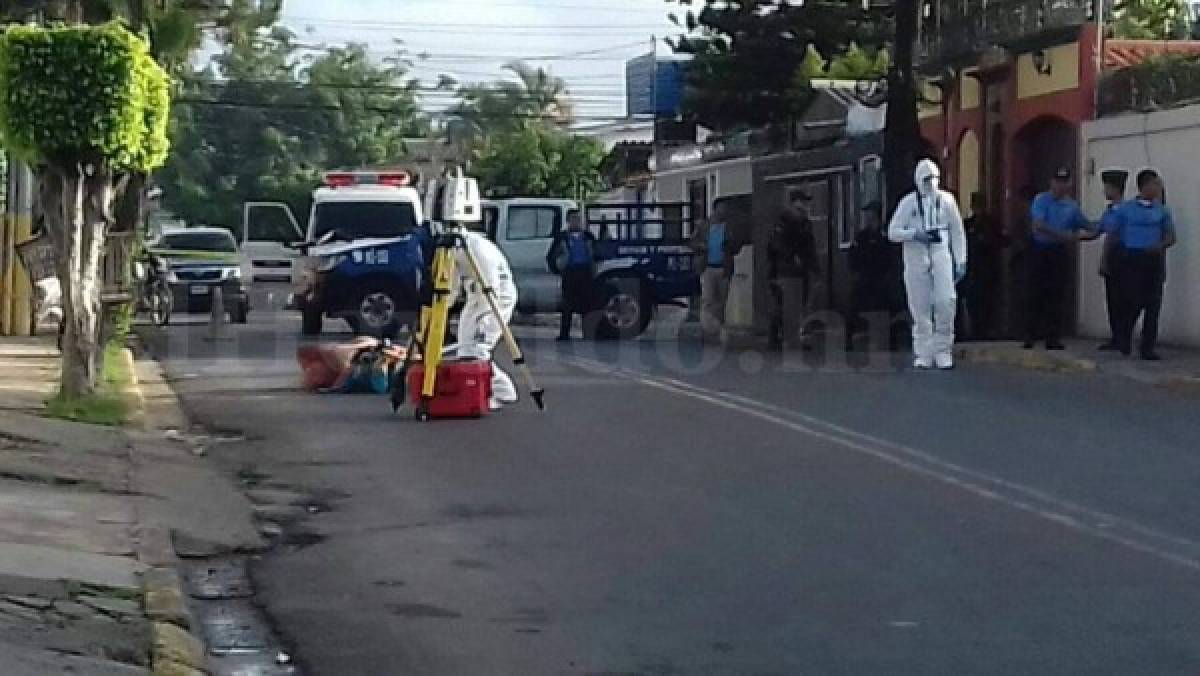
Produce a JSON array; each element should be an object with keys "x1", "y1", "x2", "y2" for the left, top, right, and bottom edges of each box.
[
  {"x1": 664, "y1": 0, "x2": 890, "y2": 130},
  {"x1": 160, "y1": 35, "x2": 427, "y2": 229},
  {"x1": 0, "y1": 22, "x2": 170, "y2": 397},
  {"x1": 446, "y1": 61, "x2": 574, "y2": 159},
  {"x1": 1113, "y1": 0, "x2": 1190, "y2": 39},
  {"x1": 472, "y1": 123, "x2": 605, "y2": 201}
]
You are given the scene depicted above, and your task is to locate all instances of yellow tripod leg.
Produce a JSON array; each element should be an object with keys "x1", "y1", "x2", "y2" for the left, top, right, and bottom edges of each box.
[{"x1": 416, "y1": 245, "x2": 456, "y2": 420}]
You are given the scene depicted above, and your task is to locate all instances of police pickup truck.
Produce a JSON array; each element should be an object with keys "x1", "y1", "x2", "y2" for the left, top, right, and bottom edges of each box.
[
  {"x1": 245, "y1": 170, "x2": 428, "y2": 336},
  {"x1": 482, "y1": 198, "x2": 698, "y2": 339}
]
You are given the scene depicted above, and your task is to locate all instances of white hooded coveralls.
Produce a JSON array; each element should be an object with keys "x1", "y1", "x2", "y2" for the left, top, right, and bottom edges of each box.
[
  {"x1": 450, "y1": 230, "x2": 519, "y2": 403},
  {"x1": 887, "y1": 160, "x2": 967, "y2": 364}
]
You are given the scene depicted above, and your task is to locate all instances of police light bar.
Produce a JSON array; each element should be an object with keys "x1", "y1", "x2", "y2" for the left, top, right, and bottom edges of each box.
[{"x1": 322, "y1": 171, "x2": 411, "y2": 188}]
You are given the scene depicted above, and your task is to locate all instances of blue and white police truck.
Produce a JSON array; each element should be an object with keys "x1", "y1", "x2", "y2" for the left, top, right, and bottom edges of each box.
[
  {"x1": 247, "y1": 170, "x2": 429, "y2": 336},
  {"x1": 482, "y1": 198, "x2": 699, "y2": 339}
]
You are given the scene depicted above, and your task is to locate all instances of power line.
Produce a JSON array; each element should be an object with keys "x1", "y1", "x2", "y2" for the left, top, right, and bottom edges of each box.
[
  {"x1": 175, "y1": 97, "x2": 635, "y2": 120},
  {"x1": 286, "y1": 1, "x2": 671, "y2": 12},
  {"x1": 289, "y1": 42, "x2": 646, "y2": 62},
  {"x1": 187, "y1": 77, "x2": 627, "y2": 94},
  {"x1": 285, "y1": 17, "x2": 667, "y2": 30}
]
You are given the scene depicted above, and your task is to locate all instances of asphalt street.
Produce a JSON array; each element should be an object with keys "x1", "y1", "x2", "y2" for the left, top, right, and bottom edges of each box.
[{"x1": 142, "y1": 293, "x2": 1200, "y2": 675}]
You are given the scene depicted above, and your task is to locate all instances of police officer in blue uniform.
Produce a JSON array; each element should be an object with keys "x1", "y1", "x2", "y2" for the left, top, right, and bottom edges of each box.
[
  {"x1": 547, "y1": 210, "x2": 597, "y2": 341},
  {"x1": 1106, "y1": 169, "x2": 1176, "y2": 360},
  {"x1": 1024, "y1": 167, "x2": 1099, "y2": 350}
]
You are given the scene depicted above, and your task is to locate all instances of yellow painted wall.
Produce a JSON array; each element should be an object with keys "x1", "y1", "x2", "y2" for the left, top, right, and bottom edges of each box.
[
  {"x1": 960, "y1": 71, "x2": 981, "y2": 110},
  {"x1": 1017, "y1": 43, "x2": 1079, "y2": 100},
  {"x1": 9, "y1": 214, "x2": 32, "y2": 336},
  {"x1": 0, "y1": 214, "x2": 11, "y2": 334},
  {"x1": 957, "y1": 131, "x2": 981, "y2": 217},
  {"x1": 918, "y1": 79, "x2": 943, "y2": 119}
]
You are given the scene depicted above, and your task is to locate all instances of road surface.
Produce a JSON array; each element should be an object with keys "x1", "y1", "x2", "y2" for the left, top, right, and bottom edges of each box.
[{"x1": 142, "y1": 299, "x2": 1200, "y2": 675}]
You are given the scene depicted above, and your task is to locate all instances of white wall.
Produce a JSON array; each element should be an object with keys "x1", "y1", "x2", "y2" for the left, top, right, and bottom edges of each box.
[{"x1": 1080, "y1": 105, "x2": 1200, "y2": 346}]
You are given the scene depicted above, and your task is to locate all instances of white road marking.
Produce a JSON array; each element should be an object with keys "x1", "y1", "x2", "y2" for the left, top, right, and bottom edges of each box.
[{"x1": 564, "y1": 356, "x2": 1200, "y2": 573}]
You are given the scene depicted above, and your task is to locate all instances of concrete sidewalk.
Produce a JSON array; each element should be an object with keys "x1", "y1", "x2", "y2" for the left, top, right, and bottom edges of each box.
[
  {"x1": 957, "y1": 338, "x2": 1200, "y2": 392},
  {"x1": 0, "y1": 336, "x2": 264, "y2": 675}
]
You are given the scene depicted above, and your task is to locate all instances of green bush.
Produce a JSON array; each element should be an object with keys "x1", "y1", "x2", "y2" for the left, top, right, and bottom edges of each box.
[
  {"x1": 0, "y1": 21, "x2": 170, "y2": 171},
  {"x1": 1099, "y1": 53, "x2": 1200, "y2": 115}
]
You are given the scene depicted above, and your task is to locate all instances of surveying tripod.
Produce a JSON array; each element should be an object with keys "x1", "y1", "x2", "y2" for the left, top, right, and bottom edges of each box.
[{"x1": 392, "y1": 224, "x2": 546, "y2": 421}]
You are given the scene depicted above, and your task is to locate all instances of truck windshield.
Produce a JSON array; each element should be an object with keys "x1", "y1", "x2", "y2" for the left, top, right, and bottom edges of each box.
[{"x1": 312, "y1": 202, "x2": 418, "y2": 240}]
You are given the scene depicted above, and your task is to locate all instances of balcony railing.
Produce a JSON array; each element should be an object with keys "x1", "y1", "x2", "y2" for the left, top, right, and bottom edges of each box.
[{"x1": 920, "y1": 0, "x2": 1091, "y2": 66}]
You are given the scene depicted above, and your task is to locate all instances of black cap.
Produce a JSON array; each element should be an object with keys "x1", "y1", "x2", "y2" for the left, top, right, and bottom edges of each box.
[{"x1": 1053, "y1": 167, "x2": 1072, "y2": 181}]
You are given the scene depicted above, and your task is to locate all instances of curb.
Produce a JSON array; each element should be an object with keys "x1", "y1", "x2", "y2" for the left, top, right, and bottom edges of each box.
[
  {"x1": 127, "y1": 348, "x2": 214, "y2": 675},
  {"x1": 151, "y1": 620, "x2": 207, "y2": 675},
  {"x1": 954, "y1": 345, "x2": 1097, "y2": 374},
  {"x1": 118, "y1": 347, "x2": 148, "y2": 429}
]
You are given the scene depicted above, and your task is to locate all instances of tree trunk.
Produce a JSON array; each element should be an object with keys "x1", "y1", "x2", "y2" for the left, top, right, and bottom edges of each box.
[
  {"x1": 87, "y1": 169, "x2": 117, "y2": 381},
  {"x1": 51, "y1": 164, "x2": 113, "y2": 399},
  {"x1": 58, "y1": 168, "x2": 97, "y2": 398},
  {"x1": 884, "y1": 0, "x2": 922, "y2": 214}
]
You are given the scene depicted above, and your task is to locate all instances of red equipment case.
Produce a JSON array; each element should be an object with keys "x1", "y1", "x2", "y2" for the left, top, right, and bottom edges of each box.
[{"x1": 406, "y1": 359, "x2": 492, "y2": 419}]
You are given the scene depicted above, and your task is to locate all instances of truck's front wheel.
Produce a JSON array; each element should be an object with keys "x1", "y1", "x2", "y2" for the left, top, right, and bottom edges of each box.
[
  {"x1": 590, "y1": 277, "x2": 651, "y2": 340},
  {"x1": 353, "y1": 284, "x2": 409, "y2": 338}
]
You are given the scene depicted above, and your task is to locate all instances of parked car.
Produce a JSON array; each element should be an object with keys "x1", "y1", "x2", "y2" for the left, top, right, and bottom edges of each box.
[{"x1": 149, "y1": 227, "x2": 251, "y2": 323}]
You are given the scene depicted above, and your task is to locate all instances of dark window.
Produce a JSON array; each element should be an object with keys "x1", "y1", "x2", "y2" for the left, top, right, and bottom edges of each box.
[
  {"x1": 859, "y1": 155, "x2": 883, "y2": 210},
  {"x1": 159, "y1": 231, "x2": 237, "y2": 253},
  {"x1": 483, "y1": 206, "x2": 500, "y2": 240},
  {"x1": 312, "y1": 201, "x2": 418, "y2": 240},
  {"x1": 688, "y1": 178, "x2": 708, "y2": 222},
  {"x1": 246, "y1": 206, "x2": 299, "y2": 243},
  {"x1": 506, "y1": 206, "x2": 559, "y2": 240}
]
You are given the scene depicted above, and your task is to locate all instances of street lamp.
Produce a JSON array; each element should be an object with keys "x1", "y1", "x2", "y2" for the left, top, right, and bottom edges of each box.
[{"x1": 1032, "y1": 49, "x2": 1053, "y2": 75}]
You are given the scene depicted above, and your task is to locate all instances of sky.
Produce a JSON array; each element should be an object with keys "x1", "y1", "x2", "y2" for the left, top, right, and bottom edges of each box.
[{"x1": 278, "y1": 0, "x2": 683, "y2": 120}]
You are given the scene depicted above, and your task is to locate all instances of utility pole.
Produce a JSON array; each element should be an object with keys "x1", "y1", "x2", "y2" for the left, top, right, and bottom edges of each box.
[{"x1": 884, "y1": 0, "x2": 923, "y2": 213}]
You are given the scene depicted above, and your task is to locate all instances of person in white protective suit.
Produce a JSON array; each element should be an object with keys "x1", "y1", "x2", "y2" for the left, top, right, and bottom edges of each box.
[
  {"x1": 449, "y1": 229, "x2": 520, "y2": 409},
  {"x1": 887, "y1": 159, "x2": 967, "y2": 370}
]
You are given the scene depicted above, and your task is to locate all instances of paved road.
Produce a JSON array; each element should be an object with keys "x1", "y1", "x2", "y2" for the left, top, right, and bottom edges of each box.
[{"x1": 143, "y1": 298, "x2": 1200, "y2": 675}]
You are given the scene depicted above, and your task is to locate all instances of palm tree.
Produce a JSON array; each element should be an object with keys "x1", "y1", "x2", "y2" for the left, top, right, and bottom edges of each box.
[{"x1": 445, "y1": 61, "x2": 575, "y2": 162}]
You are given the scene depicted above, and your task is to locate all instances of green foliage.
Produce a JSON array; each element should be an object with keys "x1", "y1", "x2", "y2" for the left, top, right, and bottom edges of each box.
[
  {"x1": 1113, "y1": 0, "x2": 1190, "y2": 39},
  {"x1": 159, "y1": 34, "x2": 426, "y2": 229},
  {"x1": 792, "y1": 42, "x2": 890, "y2": 91},
  {"x1": 473, "y1": 124, "x2": 605, "y2": 200},
  {"x1": 1098, "y1": 53, "x2": 1200, "y2": 115},
  {"x1": 544, "y1": 132, "x2": 606, "y2": 199},
  {"x1": 797, "y1": 45, "x2": 828, "y2": 81},
  {"x1": 826, "y1": 42, "x2": 889, "y2": 80},
  {"x1": 447, "y1": 61, "x2": 573, "y2": 155},
  {"x1": 666, "y1": 0, "x2": 891, "y2": 130},
  {"x1": 0, "y1": 22, "x2": 170, "y2": 171}
]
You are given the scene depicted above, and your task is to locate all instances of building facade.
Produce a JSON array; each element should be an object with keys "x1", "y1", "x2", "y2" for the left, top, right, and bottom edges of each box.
[{"x1": 916, "y1": 0, "x2": 1103, "y2": 336}]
